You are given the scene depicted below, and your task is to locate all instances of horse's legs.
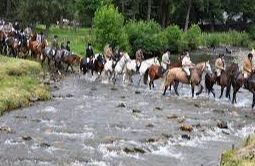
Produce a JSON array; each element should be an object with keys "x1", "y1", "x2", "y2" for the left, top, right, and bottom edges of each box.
[
  {"x1": 211, "y1": 88, "x2": 216, "y2": 98},
  {"x1": 219, "y1": 86, "x2": 224, "y2": 98},
  {"x1": 196, "y1": 84, "x2": 204, "y2": 96},
  {"x1": 152, "y1": 81, "x2": 155, "y2": 88},
  {"x1": 191, "y1": 85, "x2": 195, "y2": 98},
  {"x1": 174, "y1": 81, "x2": 179, "y2": 96},
  {"x1": 252, "y1": 92, "x2": 255, "y2": 109},
  {"x1": 66, "y1": 64, "x2": 69, "y2": 72},
  {"x1": 163, "y1": 85, "x2": 168, "y2": 96},
  {"x1": 70, "y1": 65, "x2": 74, "y2": 73},
  {"x1": 226, "y1": 85, "x2": 231, "y2": 100}
]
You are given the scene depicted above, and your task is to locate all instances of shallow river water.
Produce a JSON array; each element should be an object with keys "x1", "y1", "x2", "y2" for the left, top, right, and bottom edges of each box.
[{"x1": 1, "y1": 52, "x2": 255, "y2": 166}]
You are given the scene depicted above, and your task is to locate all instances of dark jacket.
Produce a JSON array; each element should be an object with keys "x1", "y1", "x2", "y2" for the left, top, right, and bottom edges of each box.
[{"x1": 86, "y1": 47, "x2": 94, "y2": 58}]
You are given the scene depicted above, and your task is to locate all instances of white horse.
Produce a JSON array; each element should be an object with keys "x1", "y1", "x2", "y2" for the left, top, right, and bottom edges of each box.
[
  {"x1": 138, "y1": 57, "x2": 160, "y2": 85},
  {"x1": 123, "y1": 59, "x2": 137, "y2": 84},
  {"x1": 102, "y1": 52, "x2": 130, "y2": 83},
  {"x1": 112, "y1": 52, "x2": 130, "y2": 84}
]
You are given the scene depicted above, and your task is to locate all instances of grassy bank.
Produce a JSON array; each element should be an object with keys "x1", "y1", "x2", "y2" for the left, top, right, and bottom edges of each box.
[
  {"x1": 0, "y1": 55, "x2": 51, "y2": 115},
  {"x1": 221, "y1": 135, "x2": 255, "y2": 166}
]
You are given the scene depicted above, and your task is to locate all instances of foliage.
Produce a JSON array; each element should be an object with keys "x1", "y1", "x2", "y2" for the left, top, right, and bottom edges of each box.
[
  {"x1": 184, "y1": 24, "x2": 202, "y2": 50},
  {"x1": 161, "y1": 25, "x2": 183, "y2": 53},
  {"x1": 124, "y1": 20, "x2": 162, "y2": 56},
  {"x1": 93, "y1": 4, "x2": 130, "y2": 51}
]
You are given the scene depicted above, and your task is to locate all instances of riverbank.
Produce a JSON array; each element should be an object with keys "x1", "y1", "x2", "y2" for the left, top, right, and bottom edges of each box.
[
  {"x1": 221, "y1": 135, "x2": 255, "y2": 166},
  {"x1": 0, "y1": 55, "x2": 51, "y2": 115}
]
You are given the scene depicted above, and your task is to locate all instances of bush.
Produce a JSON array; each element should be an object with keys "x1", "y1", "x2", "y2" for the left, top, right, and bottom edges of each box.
[
  {"x1": 124, "y1": 20, "x2": 162, "y2": 56},
  {"x1": 93, "y1": 4, "x2": 130, "y2": 51},
  {"x1": 184, "y1": 24, "x2": 202, "y2": 50},
  {"x1": 248, "y1": 25, "x2": 255, "y2": 40},
  {"x1": 161, "y1": 25, "x2": 183, "y2": 53}
]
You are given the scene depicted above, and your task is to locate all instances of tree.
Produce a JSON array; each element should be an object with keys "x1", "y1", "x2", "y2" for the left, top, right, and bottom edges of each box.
[{"x1": 93, "y1": 4, "x2": 130, "y2": 51}]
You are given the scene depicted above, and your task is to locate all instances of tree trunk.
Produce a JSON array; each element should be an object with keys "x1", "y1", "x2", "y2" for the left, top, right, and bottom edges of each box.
[
  {"x1": 121, "y1": 0, "x2": 125, "y2": 13},
  {"x1": 184, "y1": 0, "x2": 192, "y2": 32},
  {"x1": 6, "y1": 0, "x2": 11, "y2": 18},
  {"x1": 147, "y1": 0, "x2": 152, "y2": 20}
]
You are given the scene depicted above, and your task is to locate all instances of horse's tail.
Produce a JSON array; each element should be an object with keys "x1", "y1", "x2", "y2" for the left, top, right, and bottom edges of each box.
[{"x1": 144, "y1": 68, "x2": 149, "y2": 84}]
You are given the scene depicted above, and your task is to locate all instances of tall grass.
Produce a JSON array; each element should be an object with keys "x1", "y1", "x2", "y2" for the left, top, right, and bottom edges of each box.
[{"x1": 0, "y1": 56, "x2": 51, "y2": 114}]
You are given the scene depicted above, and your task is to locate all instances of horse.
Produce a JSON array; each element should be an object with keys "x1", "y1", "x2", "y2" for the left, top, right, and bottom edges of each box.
[
  {"x1": 41, "y1": 46, "x2": 57, "y2": 68},
  {"x1": 204, "y1": 72, "x2": 217, "y2": 98},
  {"x1": 123, "y1": 59, "x2": 137, "y2": 84},
  {"x1": 231, "y1": 70, "x2": 244, "y2": 104},
  {"x1": 162, "y1": 61, "x2": 212, "y2": 97},
  {"x1": 243, "y1": 72, "x2": 255, "y2": 109},
  {"x1": 112, "y1": 52, "x2": 130, "y2": 84},
  {"x1": 218, "y1": 62, "x2": 239, "y2": 99},
  {"x1": 80, "y1": 53, "x2": 105, "y2": 76},
  {"x1": 138, "y1": 57, "x2": 161, "y2": 85},
  {"x1": 28, "y1": 34, "x2": 47, "y2": 59},
  {"x1": 143, "y1": 59, "x2": 183, "y2": 90},
  {"x1": 62, "y1": 53, "x2": 81, "y2": 72},
  {"x1": 143, "y1": 64, "x2": 165, "y2": 89}
]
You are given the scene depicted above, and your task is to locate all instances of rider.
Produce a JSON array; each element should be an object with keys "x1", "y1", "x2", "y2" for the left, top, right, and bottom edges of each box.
[
  {"x1": 243, "y1": 53, "x2": 254, "y2": 79},
  {"x1": 65, "y1": 41, "x2": 70, "y2": 52},
  {"x1": 85, "y1": 43, "x2": 94, "y2": 64},
  {"x1": 161, "y1": 48, "x2": 171, "y2": 71},
  {"x1": 215, "y1": 53, "x2": 225, "y2": 84},
  {"x1": 182, "y1": 51, "x2": 195, "y2": 83},
  {"x1": 36, "y1": 31, "x2": 43, "y2": 44},
  {"x1": 135, "y1": 48, "x2": 144, "y2": 72},
  {"x1": 60, "y1": 42, "x2": 65, "y2": 49},
  {"x1": 51, "y1": 35, "x2": 59, "y2": 49}
]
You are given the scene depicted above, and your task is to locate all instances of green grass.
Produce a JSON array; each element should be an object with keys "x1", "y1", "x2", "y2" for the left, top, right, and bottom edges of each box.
[
  {"x1": 221, "y1": 135, "x2": 255, "y2": 166},
  {"x1": 35, "y1": 25, "x2": 96, "y2": 56},
  {"x1": 0, "y1": 55, "x2": 51, "y2": 114}
]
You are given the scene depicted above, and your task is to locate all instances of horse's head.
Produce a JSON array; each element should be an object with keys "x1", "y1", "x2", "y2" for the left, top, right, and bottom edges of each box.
[
  {"x1": 120, "y1": 52, "x2": 130, "y2": 63},
  {"x1": 196, "y1": 61, "x2": 212, "y2": 74}
]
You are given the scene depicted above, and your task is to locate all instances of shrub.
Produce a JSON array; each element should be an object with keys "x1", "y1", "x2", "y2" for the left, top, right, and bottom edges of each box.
[
  {"x1": 184, "y1": 24, "x2": 202, "y2": 50},
  {"x1": 124, "y1": 20, "x2": 162, "y2": 56},
  {"x1": 161, "y1": 25, "x2": 183, "y2": 53},
  {"x1": 248, "y1": 25, "x2": 255, "y2": 40},
  {"x1": 93, "y1": 4, "x2": 130, "y2": 51}
]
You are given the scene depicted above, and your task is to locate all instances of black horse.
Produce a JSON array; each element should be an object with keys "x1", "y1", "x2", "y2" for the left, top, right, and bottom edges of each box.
[{"x1": 80, "y1": 54, "x2": 105, "y2": 76}]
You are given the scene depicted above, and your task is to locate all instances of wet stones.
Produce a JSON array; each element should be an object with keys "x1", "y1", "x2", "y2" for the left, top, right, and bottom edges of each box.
[
  {"x1": 217, "y1": 121, "x2": 228, "y2": 129},
  {"x1": 40, "y1": 142, "x2": 51, "y2": 148},
  {"x1": 180, "y1": 124, "x2": 193, "y2": 132},
  {"x1": 22, "y1": 136, "x2": 32, "y2": 141},
  {"x1": 154, "y1": 107, "x2": 162, "y2": 111},
  {"x1": 167, "y1": 114, "x2": 178, "y2": 119},
  {"x1": 117, "y1": 103, "x2": 126, "y2": 108},
  {"x1": 135, "y1": 91, "x2": 141, "y2": 94},
  {"x1": 146, "y1": 123, "x2": 154, "y2": 128},
  {"x1": 181, "y1": 134, "x2": 191, "y2": 140},
  {"x1": 123, "y1": 147, "x2": 146, "y2": 154},
  {"x1": 15, "y1": 115, "x2": 27, "y2": 119},
  {"x1": 132, "y1": 109, "x2": 141, "y2": 113},
  {"x1": 111, "y1": 87, "x2": 118, "y2": 91},
  {"x1": 0, "y1": 126, "x2": 14, "y2": 134},
  {"x1": 66, "y1": 93, "x2": 74, "y2": 98}
]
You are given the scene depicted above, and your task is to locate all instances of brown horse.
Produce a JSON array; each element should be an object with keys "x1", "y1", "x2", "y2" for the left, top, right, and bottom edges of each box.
[
  {"x1": 231, "y1": 71, "x2": 244, "y2": 104},
  {"x1": 144, "y1": 61, "x2": 182, "y2": 90},
  {"x1": 62, "y1": 54, "x2": 81, "y2": 72},
  {"x1": 28, "y1": 34, "x2": 47, "y2": 59},
  {"x1": 162, "y1": 61, "x2": 212, "y2": 97}
]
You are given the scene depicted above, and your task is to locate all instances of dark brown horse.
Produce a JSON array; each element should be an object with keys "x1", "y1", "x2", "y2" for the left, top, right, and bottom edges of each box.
[
  {"x1": 244, "y1": 72, "x2": 255, "y2": 109},
  {"x1": 80, "y1": 54, "x2": 105, "y2": 76},
  {"x1": 204, "y1": 72, "x2": 217, "y2": 97},
  {"x1": 231, "y1": 71, "x2": 244, "y2": 104},
  {"x1": 218, "y1": 62, "x2": 239, "y2": 99}
]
